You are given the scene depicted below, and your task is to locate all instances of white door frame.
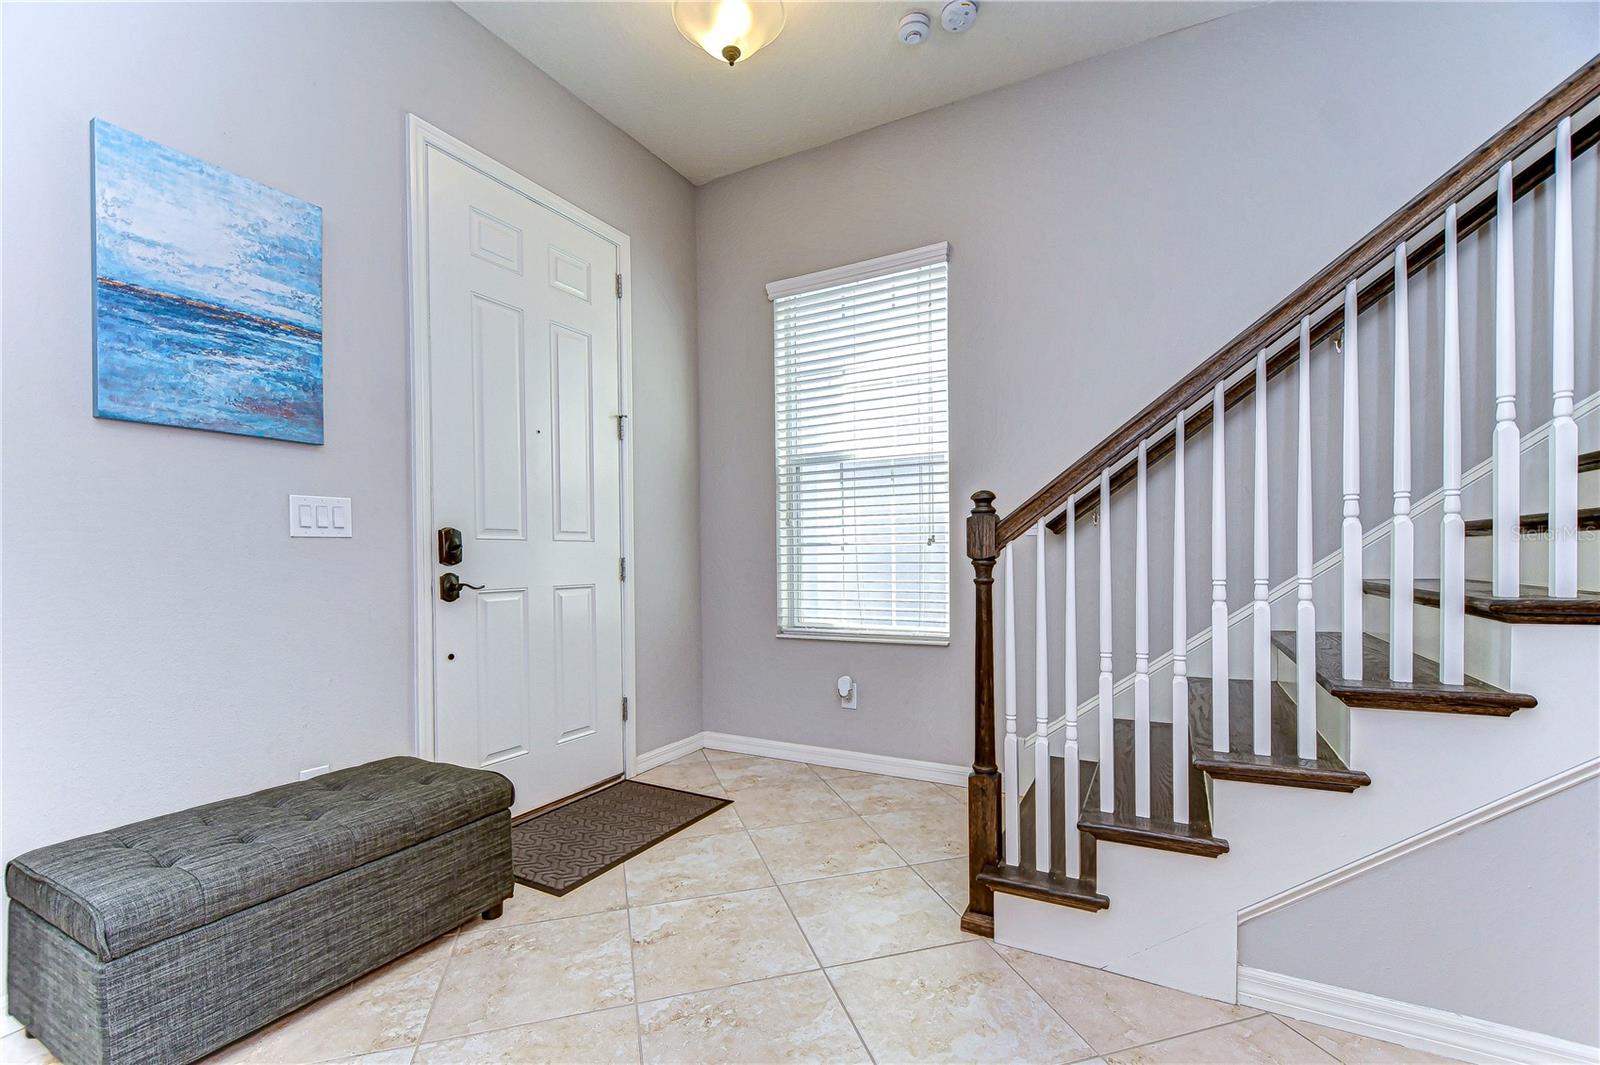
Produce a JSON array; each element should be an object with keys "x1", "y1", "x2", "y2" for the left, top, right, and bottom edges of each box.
[{"x1": 404, "y1": 114, "x2": 637, "y2": 780}]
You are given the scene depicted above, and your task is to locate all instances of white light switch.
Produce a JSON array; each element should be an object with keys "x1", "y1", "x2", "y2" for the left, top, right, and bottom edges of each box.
[{"x1": 289, "y1": 495, "x2": 352, "y2": 537}]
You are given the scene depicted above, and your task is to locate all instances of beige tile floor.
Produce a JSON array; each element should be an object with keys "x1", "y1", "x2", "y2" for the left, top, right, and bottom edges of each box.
[{"x1": 0, "y1": 750, "x2": 1461, "y2": 1065}]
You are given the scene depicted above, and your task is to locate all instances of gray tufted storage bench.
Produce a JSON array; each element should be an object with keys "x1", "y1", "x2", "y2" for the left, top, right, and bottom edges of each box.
[{"x1": 5, "y1": 756, "x2": 513, "y2": 1065}]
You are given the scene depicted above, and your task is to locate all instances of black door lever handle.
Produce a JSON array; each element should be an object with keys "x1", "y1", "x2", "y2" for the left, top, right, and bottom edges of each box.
[{"x1": 439, "y1": 573, "x2": 485, "y2": 602}]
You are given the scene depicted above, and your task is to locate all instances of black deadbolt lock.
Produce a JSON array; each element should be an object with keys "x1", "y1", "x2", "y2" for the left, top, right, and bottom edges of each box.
[{"x1": 437, "y1": 527, "x2": 463, "y2": 566}]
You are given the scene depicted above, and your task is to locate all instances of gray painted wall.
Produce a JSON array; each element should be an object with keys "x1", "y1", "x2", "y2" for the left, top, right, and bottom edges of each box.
[
  {"x1": 1240, "y1": 777, "x2": 1600, "y2": 1046},
  {"x1": 0, "y1": 1, "x2": 703, "y2": 863},
  {"x1": 694, "y1": 1, "x2": 1597, "y2": 765}
]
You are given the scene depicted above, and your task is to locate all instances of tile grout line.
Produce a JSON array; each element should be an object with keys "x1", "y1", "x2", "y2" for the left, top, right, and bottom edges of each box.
[
  {"x1": 623, "y1": 862, "x2": 647, "y2": 1064},
  {"x1": 1270, "y1": 1013, "x2": 1347, "y2": 1064},
  {"x1": 1090, "y1": 1013, "x2": 1312, "y2": 1063},
  {"x1": 981, "y1": 939, "x2": 1100, "y2": 1063},
  {"x1": 745, "y1": 817, "x2": 880, "y2": 1065}
]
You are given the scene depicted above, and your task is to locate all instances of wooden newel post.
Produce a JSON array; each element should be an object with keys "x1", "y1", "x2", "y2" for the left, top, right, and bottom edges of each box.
[{"x1": 963, "y1": 490, "x2": 1001, "y2": 937}]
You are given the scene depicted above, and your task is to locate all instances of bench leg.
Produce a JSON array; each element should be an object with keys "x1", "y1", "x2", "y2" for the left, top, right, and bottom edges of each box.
[{"x1": 481, "y1": 902, "x2": 504, "y2": 921}]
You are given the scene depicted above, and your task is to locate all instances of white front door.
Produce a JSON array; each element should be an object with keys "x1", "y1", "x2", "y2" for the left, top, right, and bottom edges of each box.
[{"x1": 422, "y1": 141, "x2": 625, "y2": 816}]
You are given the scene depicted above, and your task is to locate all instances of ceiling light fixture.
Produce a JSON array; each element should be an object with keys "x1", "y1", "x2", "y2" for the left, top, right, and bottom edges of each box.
[{"x1": 673, "y1": 0, "x2": 785, "y2": 67}]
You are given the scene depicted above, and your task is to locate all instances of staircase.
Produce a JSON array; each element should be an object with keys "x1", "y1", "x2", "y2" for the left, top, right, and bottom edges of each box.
[{"x1": 959, "y1": 57, "x2": 1600, "y2": 1016}]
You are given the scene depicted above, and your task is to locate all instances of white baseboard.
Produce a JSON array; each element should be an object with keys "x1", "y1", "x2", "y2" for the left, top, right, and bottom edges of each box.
[
  {"x1": 1238, "y1": 967, "x2": 1600, "y2": 1065},
  {"x1": 639, "y1": 730, "x2": 968, "y2": 786},
  {"x1": 633, "y1": 731, "x2": 710, "y2": 774}
]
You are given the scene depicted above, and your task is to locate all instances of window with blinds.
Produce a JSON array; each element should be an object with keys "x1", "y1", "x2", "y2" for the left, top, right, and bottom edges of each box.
[{"x1": 768, "y1": 244, "x2": 950, "y2": 644}]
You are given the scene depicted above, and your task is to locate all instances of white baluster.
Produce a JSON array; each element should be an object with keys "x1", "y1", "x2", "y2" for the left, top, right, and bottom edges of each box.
[
  {"x1": 1252, "y1": 349, "x2": 1271, "y2": 756},
  {"x1": 1003, "y1": 545, "x2": 1020, "y2": 867},
  {"x1": 1391, "y1": 242, "x2": 1414, "y2": 682},
  {"x1": 1172, "y1": 411, "x2": 1190, "y2": 824},
  {"x1": 1063, "y1": 501, "x2": 1082, "y2": 879},
  {"x1": 1098, "y1": 469, "x2": 1116, "y2": 815},
  {"x1": 1211, "y1": 381, "x2": 1230, "y2": 752},
  {"x1": 1033, "y1": 521, "x2": 1051, "y2": 873},
  {"x1": 1341, "y1": 281, "x2": 1363, "y2": 681},
  {"x1": 1296, "y1": 318, "x2": 1316, "y2": 760},
  {"x1": 1134, "y1": 442, "x2": 1151, "y2": 819},
  {"x1": 1550, "y1": 115, "x2": 1578, "y2": 598},
  {"x1": 1492, "y1": 161, "x2": 1521, "y2": 598},
  {"x1": 1440, "y1": 204, "x2": 1466, "y2": 684}
]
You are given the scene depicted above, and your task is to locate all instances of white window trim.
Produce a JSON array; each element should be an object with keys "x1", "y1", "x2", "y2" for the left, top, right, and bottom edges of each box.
[
  {"x1": 768, "y1": 242, "x2": 952, "y2": 646},
  {"x1": 766, "y1": 241, "x2": 949, "y2": 302}
]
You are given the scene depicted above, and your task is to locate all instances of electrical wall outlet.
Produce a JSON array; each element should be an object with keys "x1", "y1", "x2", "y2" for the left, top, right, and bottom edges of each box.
[
  {"x1": 299, "y1": 764, "x2": 330, "y2": 781},
  {"x1": 837, "y1": 675, "x2": 858, "y2": 711}
]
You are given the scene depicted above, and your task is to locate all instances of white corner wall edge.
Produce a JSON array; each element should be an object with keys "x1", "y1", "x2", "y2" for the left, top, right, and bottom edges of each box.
[
  {"x1": 632, "y1": 732, "x2": 710, "y2": 774},
  {"x1": 1237, "y1": 757, "x2": 1600, "y2": 922},
  {"x1": 1238, "y1": 967, "x2": 1600, "y2": 1065},
  {"x1": 633, "y1": 731, "x2": 968, "y2": 786}
]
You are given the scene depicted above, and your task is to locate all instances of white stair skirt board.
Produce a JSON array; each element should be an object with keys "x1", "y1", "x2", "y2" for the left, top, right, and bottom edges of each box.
[
  {"x1": 992, "y1": 622, "x2": 1600, "y2": 1003},
  {"x1": 634, "y1": 731, "x2": 969, "y2": 787},
  {"x1": 1238, "y1": 967, "x2": 1600, "y2": 1065}
]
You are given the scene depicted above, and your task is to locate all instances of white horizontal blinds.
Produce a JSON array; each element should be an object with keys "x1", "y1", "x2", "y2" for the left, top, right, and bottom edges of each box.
[{"x1": 774, "y1": 257, "x2": 950, "y2": 641}]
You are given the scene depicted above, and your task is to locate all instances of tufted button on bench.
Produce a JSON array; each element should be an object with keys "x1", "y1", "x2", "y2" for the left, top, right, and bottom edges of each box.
[{"x1": 6, "y1": 757, "x2": 513, "y2": 1065}]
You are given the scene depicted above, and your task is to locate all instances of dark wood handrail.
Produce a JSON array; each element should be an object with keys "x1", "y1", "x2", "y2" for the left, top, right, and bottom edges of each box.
[{"x1": 1000, "y1": 54, "x2": 1600, "y2": 548}]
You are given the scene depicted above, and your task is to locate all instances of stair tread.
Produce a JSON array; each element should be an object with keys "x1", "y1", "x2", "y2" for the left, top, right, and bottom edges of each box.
[
  {"x1": 1272, "y1": 630, "x2": 1535, "y2": 715},
  {"x1": 1018, "y1": 753, "x2": 1096, "y2": 883},
  {"x1": 1075, "y1": 719, "x2": 1228, "y2": 857},
  {"x1": 977, "y1": 863, "x2": 1109, "y2": 912},
  {"x1": 1188, "y1": 678, "x2": 1370, "y2": 792},
  {"x1": 1580, "y1": 449, "x2": 1600, "y2": 473},
  {"x1": 1364, "y1": 577, "x2": 1600, "y2": 625},
  {"x1": 1462, "y1": 506, "x2": 1600, "y2": 536}
]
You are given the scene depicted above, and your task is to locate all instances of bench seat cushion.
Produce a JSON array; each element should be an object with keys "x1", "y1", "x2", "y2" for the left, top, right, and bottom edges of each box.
[{"x1": 5, "y1": 757, "x2": 512, "y2": 961}]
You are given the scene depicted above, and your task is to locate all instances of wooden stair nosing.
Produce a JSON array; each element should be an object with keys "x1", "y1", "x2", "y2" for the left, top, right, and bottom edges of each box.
[
  {"x1": 1462, "y1": 506, "x2": 1600, "y2": 536},
  {"x1": 1273, "y1": 629, "x2": 1535, "y2": 715},
  {"x1": 1580, "y1": 449, "x2": 1600, "y2": 474},
  {"x1": 1077, "y1": 806, "x2": 1230, "y2": 857},
  {"x1": 1364, "y1": 577, "x2": 1600, "y2": 625},
  {"x1": 1074, "y1": 719, "x2": 1229, "y2": 857},
  {"x1": 1187, "y1": 678, "x2": 1370, "y2": 793},
  {"x1": 977, "y1": 863, "x2": 1110, "y2": 911}
]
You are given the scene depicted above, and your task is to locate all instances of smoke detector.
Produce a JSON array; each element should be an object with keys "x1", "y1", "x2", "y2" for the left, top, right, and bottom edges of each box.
[
  {"x1": 940, "y1": 0, "x2": 978, "y2": 33},
  {"x1": 898, "y1": 11, "x2": 931, "y2": 45}
]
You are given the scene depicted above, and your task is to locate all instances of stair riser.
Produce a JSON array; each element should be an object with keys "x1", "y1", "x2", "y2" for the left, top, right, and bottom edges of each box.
[
  {"x1": 1363, "y1": 592, "x2": 1513, "y2": 690},
  {"x1": 1463, "y1": 526, "x2": 1600, "y2": 592},
  {"x1": 1268, "y1": 646, "x2": 1351, "y2": 762}
]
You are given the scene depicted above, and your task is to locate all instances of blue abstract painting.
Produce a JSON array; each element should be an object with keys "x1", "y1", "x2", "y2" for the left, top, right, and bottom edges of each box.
[{"x1": 92, "y1": 120, "x2": 323, "y2": 444}]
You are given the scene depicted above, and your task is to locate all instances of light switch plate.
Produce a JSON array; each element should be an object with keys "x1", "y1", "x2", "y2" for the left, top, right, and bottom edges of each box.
[{"x1": 289, "y1": 495, "x2": 352, "y2": 538}]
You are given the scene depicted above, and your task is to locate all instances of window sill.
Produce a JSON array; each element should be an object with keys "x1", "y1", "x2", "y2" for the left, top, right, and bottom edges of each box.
[{"x1": 776, "y1": 631, "x2": 950, "y2": 648}]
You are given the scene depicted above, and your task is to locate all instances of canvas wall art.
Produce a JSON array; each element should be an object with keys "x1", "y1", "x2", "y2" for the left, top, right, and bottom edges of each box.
[{"x1": 92, "y1": 120, "x2": 324, "y2": 444}]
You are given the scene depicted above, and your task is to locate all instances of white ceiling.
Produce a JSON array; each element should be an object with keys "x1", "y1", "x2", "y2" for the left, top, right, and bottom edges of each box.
[{"x1": 462, "y1": 1, "x2": 1252, "y2": 185}]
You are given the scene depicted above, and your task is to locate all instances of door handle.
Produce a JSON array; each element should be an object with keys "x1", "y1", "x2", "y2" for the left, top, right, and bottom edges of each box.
[
  {"x1": 437, "y1": 527, "x2": 463, "y2": 566},
  {"x1": 439, "y1": 572, "x2": 485, "y2": 602}
]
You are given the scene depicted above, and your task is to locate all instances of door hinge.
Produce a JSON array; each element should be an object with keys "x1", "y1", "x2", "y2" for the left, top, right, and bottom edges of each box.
[
  {"x1": 621, "y1": 695, "x2": 629, "y2": 722},
  {"x1": 615, "y1": 273, "x2": 623, "y2": 299},
  {"x1": 616, "y1": 413, "x2": 627, "y2": 441},
  {"x1": 620, "y1": 557, "x2": 627, "y2": 581}
]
